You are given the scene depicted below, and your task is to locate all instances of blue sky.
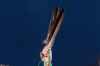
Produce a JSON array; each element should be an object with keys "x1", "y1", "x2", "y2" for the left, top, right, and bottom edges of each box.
[{"x1": 0, "y1": 0, "x2": 99, "y2": 66}]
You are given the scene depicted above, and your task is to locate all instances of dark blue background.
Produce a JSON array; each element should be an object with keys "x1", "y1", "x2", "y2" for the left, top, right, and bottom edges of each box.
[{"x1": 0, "y1": 0, "x2": 100, "y2": 66}]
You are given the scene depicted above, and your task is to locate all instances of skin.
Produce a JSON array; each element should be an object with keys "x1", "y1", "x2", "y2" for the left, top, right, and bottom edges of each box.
[
  {"x1": 40, "y1": 8, "x2": 64, "y2": 66},
  {"x1": 40, "y1": 13, "x2": 64, "y2": 63}
]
